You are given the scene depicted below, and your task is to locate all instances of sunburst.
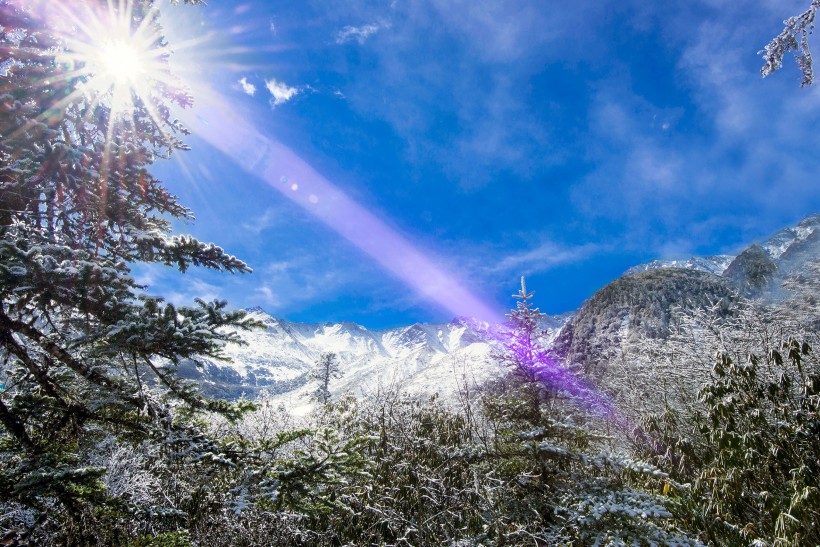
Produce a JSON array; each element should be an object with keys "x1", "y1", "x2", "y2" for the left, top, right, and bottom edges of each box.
[
  {"x1": 91, "y1": 37, "x2": 150, "y2": 90},
  {"x1": 60, "y1": 0, "x2": 169, "y2": 121},
  {"x1": 2, "y1": 0, "x2": 186, "y2": 148},
  {"x1": 0, "y1": 0, "x2": 204, "y2": 246}
]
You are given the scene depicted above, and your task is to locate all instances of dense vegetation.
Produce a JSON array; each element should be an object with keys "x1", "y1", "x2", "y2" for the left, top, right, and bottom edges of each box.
[{"x1": 1, "y1": 0, "x2": 818, "y2": 545}]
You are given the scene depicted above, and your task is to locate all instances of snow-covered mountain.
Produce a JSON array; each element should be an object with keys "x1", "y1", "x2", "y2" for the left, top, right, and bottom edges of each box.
[
  {"x1": 623, "y1": 214, "x2": 820, "y2": 280},
  {"x1": 760, "y1": 213, "x2": 820, "y2": 259},
  {"x1": 722, "y1": 213, "x2": 820, "y2": 296},
  {"x1": 557, "y1": 212, "x2": 820, "y2": 372},
  {"x1": 182, "y1": 214, "x2": 819, "y2": 412},
  {"x1": 180, "y1": 308, "x2": 570, "y2": 411},
  {"x1": 624, "y1": 255, "x2": 735, "y2": 277}
]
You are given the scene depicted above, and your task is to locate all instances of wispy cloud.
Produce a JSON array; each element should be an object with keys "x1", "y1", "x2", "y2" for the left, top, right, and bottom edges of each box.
[
  {"x1": 236, "y1": 76, "x2": 256, "y2": 96},
  {"x1": 491, "y1": 241, "x2": 601, "y2": 276},
  {"x1": 334, "y1": 21, "x2": 390, "y2": 45},
  {"x1": 564, "y1": 0, "x2": 820, "y2": 256},
  {"x1": 241, "y1": 208, "x2": 279, "y2": 235},
  {"x1": 329, "y1": 2, "x2": 575, "y2": 188},
  {"x1": 252, "y1": 257, "x2": 357, "y2": 312},
  {"x1": 233, "y1": 3, "x2": 251, "y2": 15},
  {"x1": 255, "y1": 285, "x2": 282, "y2": 307},
  {"x1": 265, "y1": 78, "x2": 299, "y2": 107}
]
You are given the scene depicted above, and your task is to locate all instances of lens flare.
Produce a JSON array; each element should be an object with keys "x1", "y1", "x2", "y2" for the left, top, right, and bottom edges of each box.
[
  {"x1": 178, "y1": 89, "x2": 626, "y2": 422},
  {"x1": 63, "y1": 1, "x2": 167, "y2": 120}
]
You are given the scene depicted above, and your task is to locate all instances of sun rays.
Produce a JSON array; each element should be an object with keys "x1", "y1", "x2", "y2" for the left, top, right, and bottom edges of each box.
[
  {"x1": 58, "y1": 0, "x2": 166, "y2": 121},
  {"x1": 3, "y1": 0, "x2": 193, "y2": 147}
]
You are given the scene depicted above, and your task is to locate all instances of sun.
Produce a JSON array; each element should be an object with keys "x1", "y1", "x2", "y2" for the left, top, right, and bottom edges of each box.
[
  {"x1": 0, "y1": 0, "x2": 211, "y2": 193},
  {"x1": 43, "y1": 0, "x2": 173, "y2": 122},
  {"x1": 83, "y1": 31, "x2": 158, "y2": 117},
  {"x1": 94, "y1": 39, "x2": 148, "y2": 85},
  {"x1": 77, "y1": 12, "x2": 165, "y2": 120}
]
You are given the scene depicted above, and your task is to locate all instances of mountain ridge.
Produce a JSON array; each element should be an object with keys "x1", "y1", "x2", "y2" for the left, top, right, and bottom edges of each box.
[
  {"x1": 187, "y1": 213, "x2": 820, "y2": 408},
  {"x1": 183, "y1": 308, "x2": 571, "y2": 408}
]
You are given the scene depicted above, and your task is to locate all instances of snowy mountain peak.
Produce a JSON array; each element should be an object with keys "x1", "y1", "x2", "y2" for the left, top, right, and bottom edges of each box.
[
  {"x1": 621, "y1": 213, "x2": 820, "y2": 278},
  {"x1": 760, "y1": 213, "x2": 820, "y2": 259},
  {"x1": 183, "y1": 314, "x2": 507, "y2": 406},
  {"x1": 624, "y1": 255, "x2": 735, "y2": 277},
  {"x1": 381, "y1": 323, "x2": 450, "y2": 356}
]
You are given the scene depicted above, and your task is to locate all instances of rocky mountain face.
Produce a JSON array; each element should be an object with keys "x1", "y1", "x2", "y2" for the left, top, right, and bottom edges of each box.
[
  {"x1": 722, "y1": 244, "x2": 778, "y2": 296},
  {"x1": 555, "y1": 213, "x2": 820, "y2": 373},
  {"x1": 552, "y1": 269, "x2": 738, "y2": 374}
]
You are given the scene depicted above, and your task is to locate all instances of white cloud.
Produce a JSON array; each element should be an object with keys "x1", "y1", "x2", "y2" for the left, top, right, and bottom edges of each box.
[
  {"x1": 249, "y1": 256, "x2": 360, "y2": 311},
  {"x1": 133, "y1": 268, "x2": 157, "y2": 288},
  {"x1": 491, "y1": 242, "x2": 601, "y2": 276},
  {"x1": 427, "y1": 0, "x2": 594, "y2": 63},
  {"x1": 265, "y1": 78, "x2": 299, "y2": 107},
  {"x1": 241, "y1": 208, "x2": 279, "y2": 234},
  {"x1": 236, "y1": 76, "x2": 256, "y2": 96},
  {"x1": 334, "y1": 22, "x2": 389, "y2": 45},
  {"x1": 255, "y1": 285, "x2": 282, "y2": 307}
]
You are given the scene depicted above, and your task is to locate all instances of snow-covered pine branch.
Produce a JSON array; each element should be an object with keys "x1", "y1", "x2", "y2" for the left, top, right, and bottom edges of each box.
[{"x1": 761, "y1": 0, "x2": 820, "y2": 85}]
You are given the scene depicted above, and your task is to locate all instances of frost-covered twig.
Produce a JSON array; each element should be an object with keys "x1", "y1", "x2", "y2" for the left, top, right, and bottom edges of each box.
[{"x1": 761, "y1": 0, "x2": 820, "y2": 86}]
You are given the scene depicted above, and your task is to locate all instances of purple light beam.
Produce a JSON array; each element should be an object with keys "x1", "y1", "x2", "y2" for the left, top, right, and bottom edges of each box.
[
  {"x1": 181, "y1": 89, "x2": 502, "y2": 324},
  {"x1": 180, "y1": 89, "x2": 622, "y2": 421}
]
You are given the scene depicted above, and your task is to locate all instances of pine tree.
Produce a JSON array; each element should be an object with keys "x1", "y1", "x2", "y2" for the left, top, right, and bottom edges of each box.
[
  {"x1": 480, "y1": 278, "x2": 696, "y2": 545},
  {"x1": 310, "y1": 351, "x2": 342, "y2": 404},
  {"x1": 491, "y1": 277, "x2": 551, "y2": 423},
  {"x1": 492, "y1": 276, "x2": 600, "y2": 424},
  {"x1": 0, "y1": 0, "x2": 256, "y2": 539},
  {"x1": 504, "y1": 277, "x2": 551, "y2": 380}
]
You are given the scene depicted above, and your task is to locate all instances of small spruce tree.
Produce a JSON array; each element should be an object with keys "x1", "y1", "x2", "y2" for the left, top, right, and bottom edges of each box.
[
  {"x1": 310, "y1": 351, "x2": 342, "y2": 404},
  {"x1": 493, "y1": 276, "x2": 577, "y2": 424}
]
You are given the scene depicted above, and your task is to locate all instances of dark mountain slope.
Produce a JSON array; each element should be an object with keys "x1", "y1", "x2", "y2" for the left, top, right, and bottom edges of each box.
[{"x1": 553, "y1": 269, "x2": 739, "y2": 374}]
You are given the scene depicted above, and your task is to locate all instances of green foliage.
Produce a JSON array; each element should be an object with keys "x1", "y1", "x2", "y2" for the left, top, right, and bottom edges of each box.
[
  {"x1": 267, "y1": 391, "x2": 693, "y2": 546},
  {"x1": 131, "y1": 530, "x2": 193, "y2": 547},
  {"x1": 640, "y1": 338, "x2": 820, "y2": 545}
]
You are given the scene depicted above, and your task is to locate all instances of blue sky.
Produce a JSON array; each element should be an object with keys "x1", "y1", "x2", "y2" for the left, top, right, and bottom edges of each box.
[{"x1": 140, "y1": 0, "x2": 820, "y2": 329}]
